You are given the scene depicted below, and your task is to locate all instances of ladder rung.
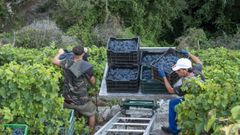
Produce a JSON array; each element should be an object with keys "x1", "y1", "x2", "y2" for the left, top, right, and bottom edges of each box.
[
  {"x1": 108, "y1": 129, "x2": 145, "y2": 133},
  {"x1": 118, "y1": 117, "x2": 151, "y2": 120},
  {"x1": 113, "y1": 122, "x2": 149, "y2": 126}
]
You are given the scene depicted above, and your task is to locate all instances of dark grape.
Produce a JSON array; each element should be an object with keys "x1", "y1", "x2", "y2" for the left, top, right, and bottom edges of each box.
[
  {"x1": 59, "y1": 52, "x2": 74, "y2": 60},
  {"x1": 59, "y1": 52, "x2": 88, "y2": 61},
  {"x1": 142, "y1": 68, "x2": 152, "y2": 80},
  {"x1": 107, "y1": 68, "x2": 138, "y2": 81},
  {"x1": 142, "y1": 54, "x2": 162, "y2": 65},
  {"x1": 12, "y1": 128, "x2": 24, "y2": 135},
  {"x1": 152, "y1": 54, "x2": 179, "y2": 74},
  {"x1": 108, "y1": 40, "x2": 138, "y2": 52}
]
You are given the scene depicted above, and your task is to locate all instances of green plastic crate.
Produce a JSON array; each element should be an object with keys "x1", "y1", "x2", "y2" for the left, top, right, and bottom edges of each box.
[
  {"x1": 4, "y1": 124, "x2": 28, "y2": 135},
  {"x1": 140, "y1": 65, "x2": 167, "y2": 94},
  {"x1": 60, "y1": 109, "x2": 75, "y2": 135},
  {"x1": 121, "y1": 99, "x2": 156, "y2": 110}
]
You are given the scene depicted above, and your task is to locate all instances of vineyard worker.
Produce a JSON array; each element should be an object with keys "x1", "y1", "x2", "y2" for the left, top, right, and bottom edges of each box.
[
  {"x1": 52, "y1": 46, "x2": 96, "y2": 134},
  {"x1": 159, "y1": 50, "x2": 205, "y2": 135}
]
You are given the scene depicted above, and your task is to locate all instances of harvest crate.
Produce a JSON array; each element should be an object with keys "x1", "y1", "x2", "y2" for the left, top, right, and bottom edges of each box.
[
  {"x1": 4, "y1": 124, "x2": 28, "y2": 135},
  {"x1": 121, "y1": 99, "x2": 156, "y2": 110},
  {"x1": 140, "y1": 51, "x2": 164, "y2": 66},
  {"x1": 106, "y1": 65, "x2": 139, "y2": 93},
  {"x1": 107, "y1": 37, "x2": 140, "y2": 65},
  {"x1": 140, "y1": 66, "x2": 167, "y2": 94},
  {"x1": 151, "y1": 49, "x2": 180, "y2": 81}
]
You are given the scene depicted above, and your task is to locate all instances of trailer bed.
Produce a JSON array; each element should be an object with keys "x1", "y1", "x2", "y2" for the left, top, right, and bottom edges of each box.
[{"x1": 99, "y1": 47, "x2": 178, "y2": 99}]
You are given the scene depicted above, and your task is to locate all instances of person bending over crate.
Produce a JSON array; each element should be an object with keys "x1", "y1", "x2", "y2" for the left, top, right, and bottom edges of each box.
[
  {"x1": 52, "y1": 46, "x2": 96, "y2": 134},
  {"x1": 158, "y1": 50, "x2": 205, "y2": 135}
]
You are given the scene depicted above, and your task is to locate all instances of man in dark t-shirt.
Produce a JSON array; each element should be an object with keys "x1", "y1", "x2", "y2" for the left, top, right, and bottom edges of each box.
[
  {"x1": 52, "y1": 46, "x2": 96, "y2": 134},
  {"x1": 159, "y1": 50, "x2": 205, "y2": 135}
]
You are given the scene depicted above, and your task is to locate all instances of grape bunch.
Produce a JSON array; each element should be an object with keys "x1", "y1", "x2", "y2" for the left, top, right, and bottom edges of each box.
[
  {"x1": 108, "y1": 40, "x2": 138, "y2": 52},
  {"x1": 107, "y1": 68, "x2": 138, "y2": 80},
  {"x1": 152, "y1": 54, "x2": 179, "y2": 74},
  {"x1": 142, "y1": 54, "x2": 162, "y2": 65},
  {"x1": 142, "y1": 68, "x2": 152, "y2": 80},
  {"x1": 12, "y1": 128, "x2": 24, "y2": 135}
]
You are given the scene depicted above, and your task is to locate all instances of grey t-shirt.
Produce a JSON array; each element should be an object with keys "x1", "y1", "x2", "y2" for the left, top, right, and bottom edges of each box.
[{"x1": 173, "y1": 63, "x2": 205, "y2": 96}]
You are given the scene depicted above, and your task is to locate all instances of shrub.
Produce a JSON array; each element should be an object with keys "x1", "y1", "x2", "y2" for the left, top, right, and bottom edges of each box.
[
  {"x1": 0, "y1": 0, "x2": 8, "y2": 32},
  {"x1": 176, "y1": 28, "x2": 209, "y2": 50},
  {"x1": 15, "y1": 20, "x2": 62, "y2": 48}
]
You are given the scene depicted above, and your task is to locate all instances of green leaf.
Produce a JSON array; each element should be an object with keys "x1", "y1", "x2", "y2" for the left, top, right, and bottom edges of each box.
[
  {"x1": 195, "y1": 122, "x2": 204, "y2": 135},
  {"x1": 231, "y1": 106, "x2": 240, "y2": 121},
  {"x1": 204, "y1": 109, "x2": 216, "y2": 132}
]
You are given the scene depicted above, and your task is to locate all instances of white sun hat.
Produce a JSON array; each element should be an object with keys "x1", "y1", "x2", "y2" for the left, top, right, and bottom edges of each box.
[{"x1": 172, "y1": 58, "x2": 192, "y2": 71}]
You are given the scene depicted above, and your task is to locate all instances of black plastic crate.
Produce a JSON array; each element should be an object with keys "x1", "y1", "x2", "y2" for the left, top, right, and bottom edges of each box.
[
  {"x1": 107, "y1": 37, "x2": 140, "y2": 65},
  {"x1": 140, "y1": 51, "x2": 164, "y2": 66},
  {"x1": 169, "y1": 71, "x2": 181, "y2": 86},
  {"x1": 151, "y1": 48, "x2": 182, "y2": 81},
  {"x1": 151, "y1": 69, "x2": 181, "y2": 86},
  {"x1": 106, "y1": 65, "x2": 139, "y2": 93},
  {"x1": 140, "y1": 66, "x2": 167, "y2": 94}
]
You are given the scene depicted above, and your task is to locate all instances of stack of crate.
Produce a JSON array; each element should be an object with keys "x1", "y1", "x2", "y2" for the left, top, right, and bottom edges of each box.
[
  {"x1": 106, "y1": 37, "x2": 140, "y2": 93},
  {"x1": 105, "y1": 37, "x2": 186, "y2": 94}
]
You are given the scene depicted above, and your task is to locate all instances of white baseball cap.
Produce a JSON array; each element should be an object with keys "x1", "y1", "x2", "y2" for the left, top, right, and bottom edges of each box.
[{"x1": 172, "y1": 58, "x2": 192, "y2": 71}]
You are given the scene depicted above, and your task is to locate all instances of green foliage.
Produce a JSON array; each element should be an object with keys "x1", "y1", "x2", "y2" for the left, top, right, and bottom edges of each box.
[
  {"x1": 176, "y1": 28, "x2": 209, "y2": 50},
  {"x1": 54, "y1": 0, "x2": 105, "y2": 46},
  {"x1": 74, "y1": 118, "x2": 89, "y2": 134},
  {"x1": 1, "y1": 0, "x2": 240, "y2": 47},
  {"x1": 14, "y1": 20, "x2": 80, "y2": 48},
  {"x1": 0, "y1": 32, "x2": 13, "y2": 45},
  {"x1": 87, "y1": 45, "x2": 106, "y2": 95},
  {"x1": 176, "y1": 48, "x2": 240, "y2": 134},
  {"x1": 0, "y1": 0, "x2": 8, "y2": 31},
  {"x1": 108, "y1": 0, "x2": 186, "y2": 43},
  {"x1": 183, "y1": 0, "x2": 238, "y2": 34},
  {"x1": 0, "y1": 61, "x2": 70, "y2": 134},
  {"x1": 231, "y1": 106, "x2": 240, "y2": 121},
  {"x1": 0, "y1": 45, "x2": 70, "y2": 134},
  {"x1": 66, "y1": 20, "x2": 95, "y2": 47},
  {"x1": 50, "y1": 0, "x2": 240, "y2": 47},
  {"x1": 15, "y1": 20, "x2": 64, "y2": 48},
  {"x1": 0, "y1": 45, "x2": 106, "y2": 134},
  {"x1": 217, "y1": 105, "x2": 240, "y2": 134},
  {"x1": 117, "y1": 27, "x2": 136, "y2": 40},
  {"x1": 0, "y1": 107, "x2": 14, "y2": 129},
  {"x1": 55, "y1": 0, "x2": 101, "y2": 27},
  {"x1": 53, "y1": 0, "x2": 187, "y2": 46},
  {"x1": 208, "y1": 31, "x2": 240, "y2": 49},
  {"x1": 0, "y1": 44, "x2": 56, "y2": 66}
]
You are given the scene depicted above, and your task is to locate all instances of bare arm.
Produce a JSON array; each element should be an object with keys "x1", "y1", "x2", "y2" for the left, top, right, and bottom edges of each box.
[
  {"x1": 52, "y1": 48, "x2": 65, "y2": 66},
  {"x1": 90, "y1": 76, "x2": 96, "y2": 85},
  {"x1": 163, "y1": 77, "x2": 175, "y2": 94},
  {"x1": 189, "y1": 53, "x2": 202, "y2": 64}
]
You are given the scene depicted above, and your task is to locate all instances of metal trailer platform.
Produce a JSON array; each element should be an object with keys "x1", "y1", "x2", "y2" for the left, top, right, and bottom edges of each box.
[{"x1": 99, "y1": 47, "x2": 178, "y2": 100}]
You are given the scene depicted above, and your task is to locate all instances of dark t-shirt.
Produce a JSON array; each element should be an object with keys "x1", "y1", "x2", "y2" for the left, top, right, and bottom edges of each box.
[
  {"x1": 173, "y1": 63, "x2": 205, "y2": 96},
  {"x1": 60, "y1": 58, "x2": 93, "y2": 105}
]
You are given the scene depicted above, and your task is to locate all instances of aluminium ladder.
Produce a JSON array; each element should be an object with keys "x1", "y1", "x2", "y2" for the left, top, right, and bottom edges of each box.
[{"x1": 95, "y1": 100, "x2": 158, "y2": 135}]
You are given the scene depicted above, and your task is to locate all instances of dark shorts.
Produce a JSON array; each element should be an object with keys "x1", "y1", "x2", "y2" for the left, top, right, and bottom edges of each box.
[{"x1": 64, "y1": 100, "x2": 96, "y2": 117}]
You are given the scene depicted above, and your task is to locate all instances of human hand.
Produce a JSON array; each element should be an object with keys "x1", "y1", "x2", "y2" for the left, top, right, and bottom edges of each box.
[
  {"x1": 179, "y1": 50, "x2": 189, "y2": 57},
  {"x1": 159, "y1": 70, "x2": 166, "y2": 78}
]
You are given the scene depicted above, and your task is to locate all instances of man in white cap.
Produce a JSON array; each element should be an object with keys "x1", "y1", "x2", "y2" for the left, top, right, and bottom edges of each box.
[{"x1": 159, "y1": 50, "x2": 205, "y2": 135}]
